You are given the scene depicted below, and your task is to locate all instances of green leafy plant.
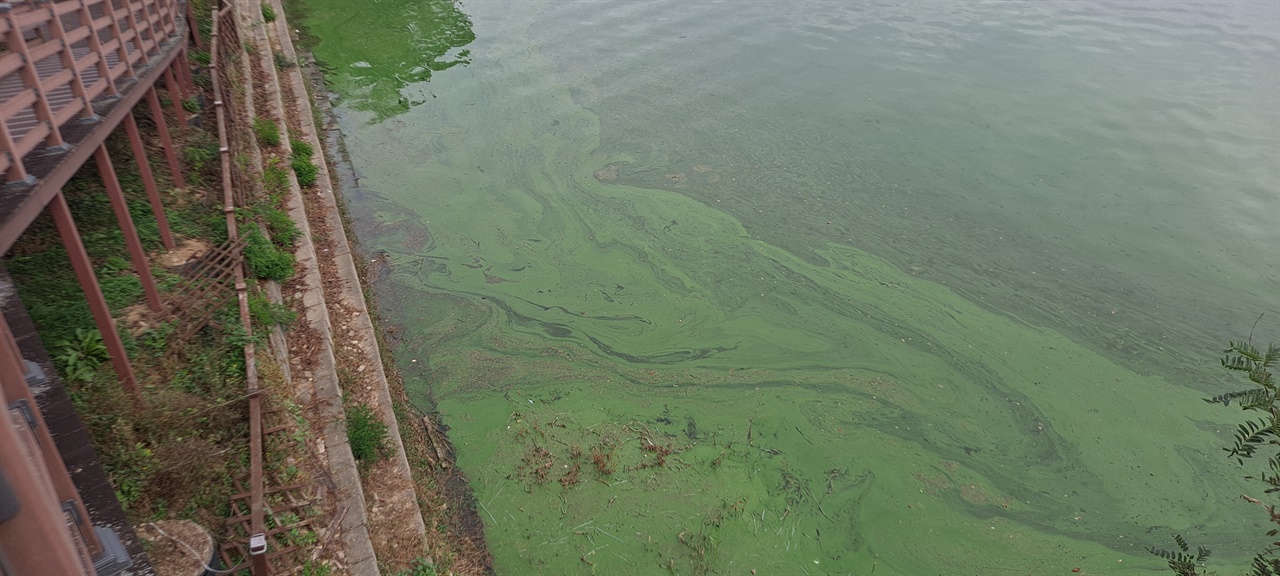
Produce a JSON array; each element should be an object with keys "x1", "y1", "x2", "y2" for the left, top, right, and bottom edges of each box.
[
  {"x1": 107, "y1": 441, "x2": 155, "y2": 510},
  {"x1": 248, "y1": 293, "x2": 297, "y2": 328},
  {"x1": 1152, "y1": 333, "x2": 1278, "y2": 576},
  {"x1": 346, "y1": 404, "x2": 388, "y2": 463},
  {"x1": 253, "y1": 118, "x2": 280, "y2": 147},
  {"x1": 258, "y1": 206, "x2": 299, "y2": 248},
  {"x1": 192, "y1": 70, "x2": 212, "y2": 90},
  {"x1": 261, "y1": 4, "x2": 276, "y2": 22},
  {"x1": 54, "y1": 328, "x2": 110, "y2": 382},
  {"x1": 98, "y1": 270, "x2": 143, "y2": 309},
  {"x1": 300, "y1": 561, "x2": 332, "y2": 576},
  {"x1": 289, "y1": 139, "x2": 318, "y2": 186},
  {"x1": 273, "y1": 52, "x2": 295, "y2": 69},
  {"x1": 286, "y1": 526, "x2": 317, "y2": 547},
  {"x1": 182, "y1": 97, "x2": 200, "y2": 113},
  {"x1": 243, "y1": 230, "x2": 295, "y2": 281},
  {"x1": 191, "y1": 50, "x2": 211, "y2": 67},
  {"x1": 1149, "y1": 534, "x2": 1214, "y2": 576},
  {"x1": 391, "y1": 558, "x2": 439, "y2": 576}
]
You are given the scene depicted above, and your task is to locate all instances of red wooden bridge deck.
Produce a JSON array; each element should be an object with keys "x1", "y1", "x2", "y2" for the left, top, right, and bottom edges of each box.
[{"x1": 0, "y1": 1, "x2": 197, "y2": 574}]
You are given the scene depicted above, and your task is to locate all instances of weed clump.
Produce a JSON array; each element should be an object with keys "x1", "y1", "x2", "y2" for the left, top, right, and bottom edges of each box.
[
  {"x1": 257, "y1": 205, "x2": 299, "y2": 248},
  {"x1": 243, "y1": 229, "x2": 295, "y2": 281},
  {"x1": 262, "y1": 159, "x2": 290, "y2": 197},
  {"x1": 248, "y1": 293, "x2": 297, "y2": 327},
  {"x1": 347, "y1": 404, "x2": 389, "y2": 463},
  {"x1": 253, "y1": 118, "x2": 281, "y2": 147},
  {"x1": 289, "y1": 138, "x2": 318, "y2": 187}
]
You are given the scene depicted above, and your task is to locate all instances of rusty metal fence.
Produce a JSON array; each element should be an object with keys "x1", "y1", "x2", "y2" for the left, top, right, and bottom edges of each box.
[{"x1": 209, "y1": 3, "x2": 269, "y2": 573}]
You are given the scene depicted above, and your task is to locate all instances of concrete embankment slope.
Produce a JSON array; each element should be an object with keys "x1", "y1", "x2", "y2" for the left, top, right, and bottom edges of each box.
[{"x1": 235, "y1": 0, "x2": 430, "y2": 573}]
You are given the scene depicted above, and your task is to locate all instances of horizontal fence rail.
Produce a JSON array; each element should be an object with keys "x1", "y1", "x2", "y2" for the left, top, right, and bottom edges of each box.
[{"x1": 0, "y1": 0, "x2": 181, "y2": 182}]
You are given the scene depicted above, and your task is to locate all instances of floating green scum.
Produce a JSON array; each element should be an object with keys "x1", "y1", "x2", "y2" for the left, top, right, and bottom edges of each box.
[{"x1": 298, "y1": 0, "x2": 1275, "y2": 573}]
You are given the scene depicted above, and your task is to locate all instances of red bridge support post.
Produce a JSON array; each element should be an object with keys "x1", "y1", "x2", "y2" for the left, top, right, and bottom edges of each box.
[
  {"x1": 147, "y1": 86, "x2": 187, "y2": 190},
  {"x1": 94, "y1": 145, "x2": 163, "y2": 312},
  {"x1": 48, "y1": 192, "x2": 143, "y2": 410},
  {"x1": 124, "y1": 111, "x2": 175, "y2": 250}
]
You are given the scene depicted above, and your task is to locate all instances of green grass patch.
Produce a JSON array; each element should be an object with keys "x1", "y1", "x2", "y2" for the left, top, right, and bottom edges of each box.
[
  {"x1": 253, "y1": 118, "x2": 281, "y2": 147},
  {"x1": 243, "y1": 229, "x2": 295, "y2": 281},
  {"x1": 259, "y1": 205, "x2": 300, "y2": 248},
  {"x1": 346, "y1": 404, "x2": 389, "y2": 464},
  {"x1": 290, "y1": 138, "x2": 318, "y2": 187},
  {"x1": 263, "y1": 158, "x2": 290, "y2": 198},
  {"x1": 290, "y1": 138, "x2": 313, "y2": 159},
  {"x1": 248, "y1": 292, "x2": 297, "y2": 328},
  {"x1": 291, "y1": 156, "x2": 318, "y2": 187}
]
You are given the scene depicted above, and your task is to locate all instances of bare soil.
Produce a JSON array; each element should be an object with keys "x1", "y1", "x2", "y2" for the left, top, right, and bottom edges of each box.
[{"x1": 137, "y1": 520, "x2": 214, "y2": 576}]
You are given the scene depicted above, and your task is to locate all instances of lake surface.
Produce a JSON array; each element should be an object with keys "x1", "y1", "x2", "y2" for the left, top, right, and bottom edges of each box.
[{"x1": 295, "y1": 0, "x2": 1280, "y2": 573}]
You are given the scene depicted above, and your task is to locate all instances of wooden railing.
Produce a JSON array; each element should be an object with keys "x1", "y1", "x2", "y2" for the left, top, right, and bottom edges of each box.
[{"x1": 0, "y1": 0, "x2": 181, "y2": 182}]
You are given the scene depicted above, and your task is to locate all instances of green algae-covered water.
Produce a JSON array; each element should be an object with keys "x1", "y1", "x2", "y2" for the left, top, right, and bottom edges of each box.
[{"x1": 295, "y1": 0, "x2": 1280, "y2": 573}]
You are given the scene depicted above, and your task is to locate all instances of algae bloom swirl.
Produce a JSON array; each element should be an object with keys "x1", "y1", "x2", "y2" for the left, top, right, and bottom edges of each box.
[{"x1": 300, "y1": 0, "x2": 1279, "y2": 573}]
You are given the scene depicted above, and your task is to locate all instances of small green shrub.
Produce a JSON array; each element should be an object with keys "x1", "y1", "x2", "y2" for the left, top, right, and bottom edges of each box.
[
  {"x1": 101, "y1": 256, "x2": 129, "y2": 273},
  {"x1": 253, "y1": 118, "x2": 280, "y2": 147},
  {"x1": 273, "y1": 53, "x2": 295, "y2": 69},
  {"x1": 248, "y1": 293, "x2": 297, "y2": 328},
  {"x1": 260, "y1": 206, "x2": 299, "y2": 248},
  {"x1": 243, "y1": 230, "x2": 295, "y2": 281},
  {"x1": 191, "y1": 51, "x2": 211, "y2": 67},
  {"x1": 106, "y1": 441, "x2": 155, "y2": 511},
  {"x1": 182, "y1": 97, "x2": 200, "y2": 113},
  {"x1": 261, "y1": 4, "x2": 276, "y2": 22},
  {"x1": 346, "y1": 404, "x2": 388, "y2": 463}
]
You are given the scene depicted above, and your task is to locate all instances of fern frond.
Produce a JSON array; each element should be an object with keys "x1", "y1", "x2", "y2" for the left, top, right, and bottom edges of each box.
[
  {"x1": 1251, "y1": 367, "x2": 1276, "y2": 389},
  {"x1": 1228, "y1": 418, "x2": 1275, "y2": 462},
  {"x1": 1226, "y1": 354, "x2": 1257, "y2": 372},
  {"x1": 1149, "y1": 534, "x2": 1213, "y2": 576},
  {"x1": 1263, "y1": 344, "x2": 1280, "y2": 369},
  {"x1": 1207, "y1": 388, "x2": 1272, "y2": 407},
  {"x1": 1249, "y1": 551, "x2": 1280, "y2": 576},
  {"x1": 1230, "y1": 340, "x2": 1265, "y2": 363},
  {"x1": 1242, "y1": 389, "x2": 1278, "y2": 410}
]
